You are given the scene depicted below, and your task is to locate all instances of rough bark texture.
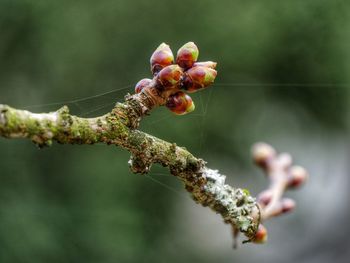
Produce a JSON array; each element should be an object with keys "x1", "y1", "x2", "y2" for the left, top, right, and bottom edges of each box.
[{"x1": 0, "y1": 87, "x2": 260, "y2": 240}]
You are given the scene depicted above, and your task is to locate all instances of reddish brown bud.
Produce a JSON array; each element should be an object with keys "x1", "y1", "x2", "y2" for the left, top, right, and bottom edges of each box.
[
  {"x1": 252, "y1": 224, "x2": 268, "y2": 244},
  {"x1": 176, "y1": 42, "x2": 199, "y2": 69},
  {"x1": 181, "y1": 66, "x2": 217, "y2": 93},
  {"x1": 157, "y1": 65, "x2": 183, "y2": 89},
  {"x1": 252, "y1": 143, "x2": 276, "y2": 168},
  {"x1": 150, "y1": 43, "x2": 174, "y2": 75},
  {"x1": 281, "y1": 198, "x2": 296, "y2": 213},
  {"x1": 257, "y1": 190, "x2": 273, "y2": 206},
  {"x1": 134, "y1": 78, "x2": 152, "y2": 93},
  {"x1": 193, "y1": 61, "x2": 217, "y2": 69},
  {"x1": 287, "y1": 166, "x2": 308, "y2": 188},
  {"x1": 166, "y1": 91, "x2": 195, "y2": 115},
  {"x1": 270, "y1": 198, "x2": 296, "y2": 217}
]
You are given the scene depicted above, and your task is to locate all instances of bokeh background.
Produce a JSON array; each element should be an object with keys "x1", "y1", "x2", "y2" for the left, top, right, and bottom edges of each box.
[{"x1": 1, "y1": 0, "x2": 350, "y2": 262}]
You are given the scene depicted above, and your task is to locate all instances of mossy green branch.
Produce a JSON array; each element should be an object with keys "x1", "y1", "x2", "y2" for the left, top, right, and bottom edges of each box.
[{"x1": 0, "y1": 91, "x2": 259, "y2": 240}]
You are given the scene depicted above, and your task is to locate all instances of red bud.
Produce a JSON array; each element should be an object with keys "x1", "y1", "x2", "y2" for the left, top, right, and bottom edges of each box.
[
  {"x1": 157, "y1": 65, "x2": 183, "y2": 89},
  {"x1": 166, "y1": 91, "x2": 195, "y2": 115},
  {"x1": 257, "y1": 190, "x2": 273, "y2": 206},
  {"x1": 134, "y1": 78, "x2": 152, "y2": 93},
  {"x1": 181, "y1": 66, "x2": 217, "y2": 93},
  {"x1": 287, "y1": 166, "x2": 308, "y2": 188},
  {"x1": 281, "y1": 198, "x2": 296, "y2": 213},
  {"x1": 252, "y1": 224, "x2": 268, "y2": 244},
  {"x1": 252, "y1": 143, "x2": 276, "y2": 168},
  {"x1": 269, "y1": 198, "x2": 296, "y2": 217},
  {"x1": 150, "y1": 43, "x2": 174, "y2": 75},
  {"x1": 176, "y1": 42, "x2": 199, "y2": 69}
]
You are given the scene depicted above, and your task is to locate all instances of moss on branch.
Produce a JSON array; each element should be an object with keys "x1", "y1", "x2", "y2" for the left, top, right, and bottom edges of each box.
[{"x1": 0, "y1": 92, "x2": 260, "y2": 240}]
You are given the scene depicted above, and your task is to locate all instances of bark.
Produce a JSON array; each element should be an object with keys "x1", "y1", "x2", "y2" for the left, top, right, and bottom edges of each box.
[{"x1": 0, "y1": 87, "x2": 260, "y2": 241}]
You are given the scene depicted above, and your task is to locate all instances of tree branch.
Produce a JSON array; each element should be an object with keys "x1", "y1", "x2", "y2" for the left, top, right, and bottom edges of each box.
[
  {"x1": 0, "y1": 98, "x2": 260, "y2": 240},
  {"x1": 0, "y1": 42, "x2": 308, "y2": 246}
]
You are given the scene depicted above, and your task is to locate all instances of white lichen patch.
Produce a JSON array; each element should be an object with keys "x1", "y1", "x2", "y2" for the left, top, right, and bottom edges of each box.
[
  {"x1": 8, "y1": 132, "x2": 27, "y2": 138},
  {"x1": 90, "y1": 118, "x2": 108, "y2": 131},
  {"x1": 45, "y1": 131, "x2": 54, "y2": 139},
  {"x1": 30, "y1": 112, "x2": 58, "y2": 123},
  {"x1": 0, "y1": 112, "x2": 5, "y2": 125},
  {"x1": 197, "y1": 167, "x2": 258, "y2": 237},
  {"x1": 204, "y1": 169, "x2": 226, "y2": 185}
]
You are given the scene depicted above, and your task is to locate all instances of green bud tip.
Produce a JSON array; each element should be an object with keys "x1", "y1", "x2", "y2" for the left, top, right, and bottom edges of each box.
[
  {"x1": 150, "y1": 43, "x2": 174, "y2": 75},
  {"x1": 181, "y1": 66, "x2": 217, "y2": 93},
  {"x1": 176, "y1": 42, "x2": 199, "y2": 69},
  {"x1": 193, "y1": 61, "x2": 217, "y2": 69}
]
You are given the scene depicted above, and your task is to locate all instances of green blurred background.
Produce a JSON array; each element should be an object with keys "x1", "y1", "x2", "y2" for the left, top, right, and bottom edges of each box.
[{"x1": 1, "y1": 0, "x2": 350, "y2": 262}]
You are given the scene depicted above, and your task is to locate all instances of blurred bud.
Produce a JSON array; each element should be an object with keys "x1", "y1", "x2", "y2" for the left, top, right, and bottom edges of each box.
[
  {"x1": 150, "y1": 43, "x2": 174, "y2": 74},
  {"x1": 181, "y1": 66, "x2": 217, "y2": 93},
  {"x1": 193, "y1": 61, "x2": 217, "y2": 69},
  {"x1": 176, "y1": 42, "x2": 199, "y2": 69},
  {"x1": 252, "y1": 224, "x2": 268, "y2": 244},
  {"x1": 257, "y1": 190, "x2": 273, "y2": 206},
  {"x1": 157, "y1": 65, "x2": 183, "y2": 89},
  {"x1": 166, "y1": 91, "x2": 195, "y2": 115},
  {"x1": 252, "y1": 143, "x2": 276, "y2": 168},
  {"x1": 287, "y1": 166, "x2": 308, "y2": 188},
  {"x1": 281, "y1": 198, "x2": 296, "y2": 213},
  {"x1": 134, "y1": 78, "x2": 152, "y2": 93},
  {"x1": 270, "y1": 198, "x2": 296, "y2": 217}
]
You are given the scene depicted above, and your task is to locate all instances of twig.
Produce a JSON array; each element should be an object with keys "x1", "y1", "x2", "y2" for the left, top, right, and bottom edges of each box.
[{"x1": 251, "y1": 143, "x2": 308, "y2": 243}]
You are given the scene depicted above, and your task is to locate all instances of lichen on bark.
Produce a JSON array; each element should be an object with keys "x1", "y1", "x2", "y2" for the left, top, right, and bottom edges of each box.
[{"x1": 0, "y1": 88, "x2": 260, "y2": 240}]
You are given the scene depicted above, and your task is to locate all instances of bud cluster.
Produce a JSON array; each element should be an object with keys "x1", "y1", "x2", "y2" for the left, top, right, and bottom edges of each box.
[{"x1": 134, "y1": 42, "x2": 217, "y2": 115}]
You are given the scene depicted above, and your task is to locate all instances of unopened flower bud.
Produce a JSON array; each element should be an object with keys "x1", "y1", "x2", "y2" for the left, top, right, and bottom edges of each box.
[
  {"x1": 287, "y1": 166, "x2": 308, "y2": 188},
  {"x1": 252, "y1": 224, "x2": 268, "y2": 244},
  {"x1": 270, "y1": 198, "x2": 296, "y2": 217},
  {"x1": 176, "y1": 42, "x2": 199, "y2": 69},
  {"x1": 257, "y1": 190, "x2": 273, "y2": 206},
  {"x1": 193, "y1": 61, "x2": 217, "y2": 69},
  {"x1": 166, "y1": 91, "x2": 195, "y2": 115},
  {"x1": 150, "y1": 43, "x2": 174, "y2": 75},
  {"x1": 252, "y1": 143, "x2": 276, "y2": 168},
  {"x1": 157, "y1": 65, "x2": 183, "y2": 89},
  {"x1": 134, "y1": 78, "x2": 152, "y2": 93},
  {"x1": 281, "y1": 198, "x2": 296, "y2": 213},
  {"x1": 181, "y1": 66, "x2": 217, "y2": 93}
]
